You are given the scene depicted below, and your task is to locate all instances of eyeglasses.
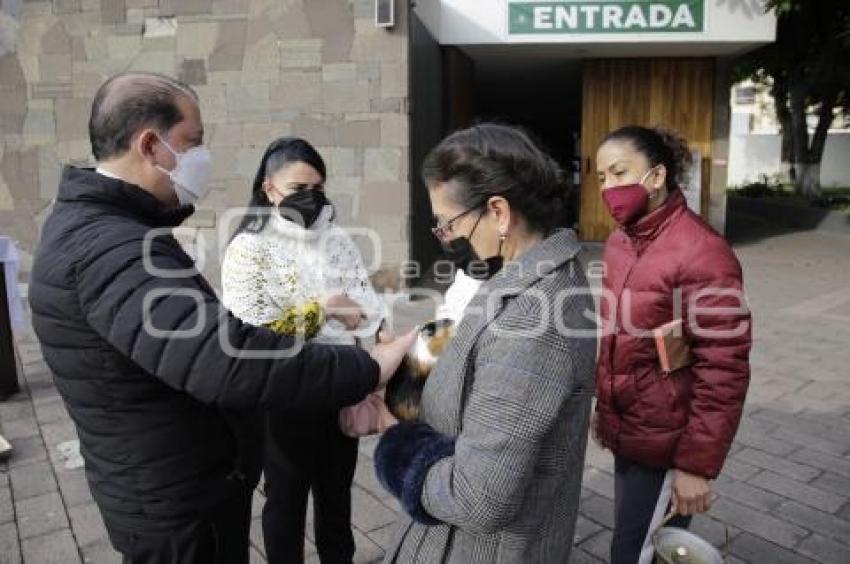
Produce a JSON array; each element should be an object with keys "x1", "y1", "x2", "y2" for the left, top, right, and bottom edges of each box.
[{"x1": 431, "y1": 205, "x2": 483, "y2": 241}]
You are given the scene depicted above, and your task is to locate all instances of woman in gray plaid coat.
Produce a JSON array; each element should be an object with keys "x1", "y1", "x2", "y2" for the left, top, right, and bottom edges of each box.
[{"x1": 374, "y1": 124, "x2": 597, "y2": 563}]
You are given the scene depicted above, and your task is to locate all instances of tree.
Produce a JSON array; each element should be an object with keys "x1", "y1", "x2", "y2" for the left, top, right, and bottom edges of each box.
[{"x1": 733, "y1": 0, "x2": 850, "y2": 197}]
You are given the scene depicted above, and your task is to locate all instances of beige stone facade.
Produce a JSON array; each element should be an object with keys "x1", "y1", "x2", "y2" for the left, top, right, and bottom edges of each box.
[{"x1": 0, "y1": 0, "x2": 411, "y2": 289}]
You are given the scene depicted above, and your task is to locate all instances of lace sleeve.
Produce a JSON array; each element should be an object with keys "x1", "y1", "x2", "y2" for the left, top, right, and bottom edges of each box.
[
  {"x1": 221, "y1": 234, "x2": 278, "y2": 326},
  {"x1": 223, "y1": 234, "x2": 326, "y2": 337},
  {"x1": 326, "y1": 228, "x2": 387, "y2": 335}
]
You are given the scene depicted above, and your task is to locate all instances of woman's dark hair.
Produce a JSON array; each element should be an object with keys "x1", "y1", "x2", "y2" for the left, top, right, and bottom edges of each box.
[
  {"x1": 231, "y1": 137, "x2": 327, "y2": 237},
  {"x1": 421, "y1": 123, "x2": 568, "y2": 235},
  {"x1": 600, "y1": 125, "x2": 692, "y2": 192}
]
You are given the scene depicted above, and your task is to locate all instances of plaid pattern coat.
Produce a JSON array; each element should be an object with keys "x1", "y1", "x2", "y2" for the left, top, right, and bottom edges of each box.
[{"x1": 379, "y1": 229, "x2": 597, "y2": 563}]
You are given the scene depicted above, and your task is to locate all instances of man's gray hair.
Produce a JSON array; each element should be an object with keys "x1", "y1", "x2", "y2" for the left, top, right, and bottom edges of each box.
[{"x1": 88, "y1": 72, "x2": 198, "y2": 161}]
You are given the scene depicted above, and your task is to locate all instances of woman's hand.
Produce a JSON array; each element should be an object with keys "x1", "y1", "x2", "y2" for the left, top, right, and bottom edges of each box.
[
  {"x1": 323, "y1": 294, "x2": 366, "y2": 330},
  {"x1": 376, "y1": 398, "x2": 399, "y2": 433},
  {"x1": 590, "y1": 411, "x2": 605, "y2": 450},
  {"x1": 372, "y1": 389, "x2": 399, "y2": 432},
  {"x1": 671, "y1": 469, "x2": 713, "y2": 515}
]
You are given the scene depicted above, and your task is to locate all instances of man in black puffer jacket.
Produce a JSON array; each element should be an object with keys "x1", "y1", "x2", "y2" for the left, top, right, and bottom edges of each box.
[{"x1": 28, "y1": 72, "x2": 413, "y2": 564}]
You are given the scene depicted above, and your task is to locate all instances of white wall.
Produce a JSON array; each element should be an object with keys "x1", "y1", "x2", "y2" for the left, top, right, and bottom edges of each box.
[
  {"x1": 728, "y1": 132, "x2": 850, "y2": 187},
  {"x1": 415, "y1": 0, "x2": 776, "y2": 51}
]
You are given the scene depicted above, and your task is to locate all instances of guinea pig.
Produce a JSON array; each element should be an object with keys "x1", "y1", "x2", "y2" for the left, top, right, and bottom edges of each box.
[{"x1": 385, "y1": 318, "x2": 455, "y2": 422}]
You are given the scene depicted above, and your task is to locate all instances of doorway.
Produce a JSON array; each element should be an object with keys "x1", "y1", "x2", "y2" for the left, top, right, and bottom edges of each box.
[
  {"x1": 580, "y1": 58, "x2": 716, "y2": 240},
  {"x1": 409, "y1": 33, "x2": 718, "y2": 281},
  {"x1": 408, "y1": 43, "x2": 585, "y2": 285},
  {"x1": 446, "y1": 46, "x2": 584, "y2": 232}
]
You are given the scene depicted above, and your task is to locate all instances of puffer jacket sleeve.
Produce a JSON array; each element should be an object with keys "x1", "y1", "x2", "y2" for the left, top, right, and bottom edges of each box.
[
  {"x1": 673, "y1": 237, "x2": 752, "y2": 479},
  {"x1": 74, "y1": 236, "x2": 379, "y2": 412}
]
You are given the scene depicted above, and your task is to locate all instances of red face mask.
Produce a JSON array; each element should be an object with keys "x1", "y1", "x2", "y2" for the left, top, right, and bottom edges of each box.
[{"x1": 601, "y1": 169, "x2": 654, "y2": 226}]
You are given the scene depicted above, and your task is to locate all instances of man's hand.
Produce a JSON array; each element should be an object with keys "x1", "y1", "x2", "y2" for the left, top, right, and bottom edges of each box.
[
  {"x1": 671, "y1": 469, "x2": 713, "y2": 515},
  {"x1": 368, "y1": 328, "x2": 417, "y2": 388},
  {"x1": 323, "y1": 294, "x2": 366, "y2": 330}
]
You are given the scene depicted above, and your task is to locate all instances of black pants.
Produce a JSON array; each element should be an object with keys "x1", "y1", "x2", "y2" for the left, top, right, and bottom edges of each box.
[
  {"x1": 611, "y1": 456, "x2": 692, "y2": 564},
  {"x1": 104, "y1": 488, "x2": 253, "y2": 564},
  {"x1": 263, "y1": 415, "x2": 359, "y2": 564}
]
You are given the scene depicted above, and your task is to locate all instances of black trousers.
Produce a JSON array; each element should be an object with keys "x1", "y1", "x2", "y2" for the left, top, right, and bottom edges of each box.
[
  {"x1": 104, "y1": 487, "x2": 253, "y2": 564},
  {"x1": 263, "y1": 414, "x2": 359, "y2": 564},
  {"x1": 611, "y1": 456, "x2": 692, "y2": 564}
]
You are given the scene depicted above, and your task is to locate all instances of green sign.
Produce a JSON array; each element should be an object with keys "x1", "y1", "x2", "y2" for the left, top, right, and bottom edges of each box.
[{"x1": 509, "y1": 1, "x2": 705, "y2": 34}]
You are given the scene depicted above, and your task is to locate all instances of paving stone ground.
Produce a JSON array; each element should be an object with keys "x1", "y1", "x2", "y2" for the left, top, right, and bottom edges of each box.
[{"x1": 2, "y1": 227, "x2": 849, "y2": 563}]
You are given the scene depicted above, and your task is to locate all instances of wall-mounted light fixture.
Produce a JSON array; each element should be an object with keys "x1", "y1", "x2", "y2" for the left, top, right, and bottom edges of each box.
[{"x1": 375, "y1": 0, "x2": 395, "y2": 29}]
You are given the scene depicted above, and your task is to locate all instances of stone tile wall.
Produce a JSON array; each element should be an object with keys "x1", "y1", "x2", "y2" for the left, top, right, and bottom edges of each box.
[{"x1": 0, "y1": 0, "x2": 410, "y2": 289}]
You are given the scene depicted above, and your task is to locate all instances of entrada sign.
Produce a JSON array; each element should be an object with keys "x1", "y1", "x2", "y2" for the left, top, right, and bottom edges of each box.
[{"x1": 509, "y1": 1, "x2": 705, "y2": 34}]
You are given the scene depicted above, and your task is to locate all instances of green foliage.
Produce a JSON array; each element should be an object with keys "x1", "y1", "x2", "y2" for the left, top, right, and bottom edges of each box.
[
  {"x1": 732, "y1": 1, "x2": 850, "y2": 195},
  {"x1": 764, "y1": 0, "x2": 794, "y2": 15},
  {"x1": 729, "y1": 179, "x2": 850, "y2": 214},
  {"x1": 730, "y1": 175, "x2": 793, "y2": 199}
]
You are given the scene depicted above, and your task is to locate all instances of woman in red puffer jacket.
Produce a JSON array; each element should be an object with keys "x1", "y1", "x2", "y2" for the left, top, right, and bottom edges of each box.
[{"x1": 592, "y1": 126, "x2": 752, "y2": 564}]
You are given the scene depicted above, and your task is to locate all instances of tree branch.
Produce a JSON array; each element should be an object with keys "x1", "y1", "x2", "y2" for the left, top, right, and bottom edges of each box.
[
  {"x1": 810, "y1": 87, "x2": 838, "y2": 160},
  {"x1": 788, "y1": 83, "x2": 810, "y2": 162}
]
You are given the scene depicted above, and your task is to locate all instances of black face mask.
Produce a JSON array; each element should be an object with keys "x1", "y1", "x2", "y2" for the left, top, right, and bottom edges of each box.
[
  {"x1": 278, "y1": 189, "x2": 331, "y2": 228},
  {"x1": 441, "y1": 210, "x2": 505, "y2": 281}
]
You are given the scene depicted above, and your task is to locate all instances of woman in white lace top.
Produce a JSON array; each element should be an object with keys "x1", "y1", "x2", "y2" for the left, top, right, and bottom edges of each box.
[{"x1": 221, "y1": 137, "x2": 386, "y2": 563}]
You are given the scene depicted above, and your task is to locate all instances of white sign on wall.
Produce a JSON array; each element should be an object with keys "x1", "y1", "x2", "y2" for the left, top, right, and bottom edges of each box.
[
  {"x1": 413, "y1": 0, "x2": 775, "y2": 48},
  {"x1": 508, "y1": 1, "x2": 706, "y2": 34}
]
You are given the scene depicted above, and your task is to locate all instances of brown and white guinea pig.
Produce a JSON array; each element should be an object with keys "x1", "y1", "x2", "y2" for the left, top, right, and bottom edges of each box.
[{"x1": 385, "y1": 318, "x2": 455, "y2": 422}]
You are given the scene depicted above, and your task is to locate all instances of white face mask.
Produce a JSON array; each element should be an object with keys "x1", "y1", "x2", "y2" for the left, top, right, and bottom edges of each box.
[{"x1": 155, "y1": 135, "x2": 213, "y2": 206}]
